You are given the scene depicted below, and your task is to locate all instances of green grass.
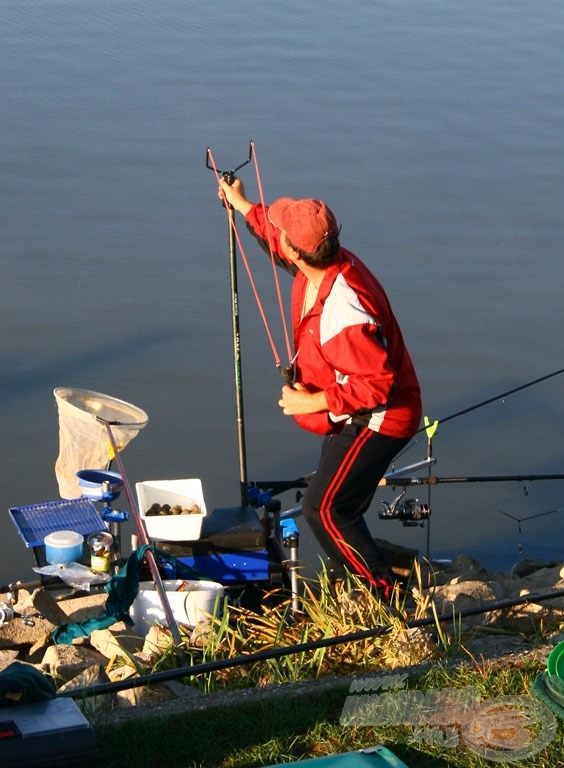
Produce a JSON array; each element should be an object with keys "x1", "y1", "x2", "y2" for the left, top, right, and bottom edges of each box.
[
  {"x1": 91, "y1": 658, "x2": 563, "y2": 768},
  {"x1": 82, "y1": 566, "x2": 563, "y2": 767},
  {"x1": 107, "y1": 564, "x2": 456, "y2": 694}
]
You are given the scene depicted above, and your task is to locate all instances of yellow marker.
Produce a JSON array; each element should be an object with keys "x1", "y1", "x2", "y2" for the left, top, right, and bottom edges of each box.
[
  {"x1": 424, "y1": 415, "x2": 439, "y2": 440},
  {"x1": 106, "y1": 438, "x2": 125, "y2": 461}
]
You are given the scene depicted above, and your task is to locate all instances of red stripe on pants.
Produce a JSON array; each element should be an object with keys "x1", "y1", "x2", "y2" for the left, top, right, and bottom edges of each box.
[{"x1": 318, "y1": 427, "x2": 377, "y2": 585}]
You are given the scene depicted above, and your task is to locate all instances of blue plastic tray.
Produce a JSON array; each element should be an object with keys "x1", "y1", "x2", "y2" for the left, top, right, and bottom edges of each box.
[
  {"x1": 9, "y1": 498, "x2": 107, "y2": 549},
  {"x1": 161, "y1": 550, "x2": 271, "y2": 584}
]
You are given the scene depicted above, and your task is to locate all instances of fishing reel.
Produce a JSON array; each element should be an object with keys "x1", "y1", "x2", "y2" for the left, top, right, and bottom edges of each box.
[
  {"x1": 0, "y1": 602, "x2": 14, "y2": 626},
  {"x1": 379, "y1": 489, "x2": 430, "y2": 527}
]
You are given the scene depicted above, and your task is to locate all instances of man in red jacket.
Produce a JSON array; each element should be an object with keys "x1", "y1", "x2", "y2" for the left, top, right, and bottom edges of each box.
[{"x1": 219, "y1": 179, "x2": 422, "y2": 600}]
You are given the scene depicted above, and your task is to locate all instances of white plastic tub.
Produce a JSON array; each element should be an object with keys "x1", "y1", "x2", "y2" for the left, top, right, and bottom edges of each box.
[
  {"x1": 130, "y1": 579, "x2": 224, "y2": 637},
  {"x1": 136, "y1": 478, "x2": 207, "y2": 541},
  {"x1": 44, "y1": 530, "x2": 84, "y2": 564}
]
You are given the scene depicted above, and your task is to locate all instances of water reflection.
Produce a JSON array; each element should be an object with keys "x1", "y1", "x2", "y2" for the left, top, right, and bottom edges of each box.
[{"x1": 2, "y1": 1, "x2": 563, "y2": 585}]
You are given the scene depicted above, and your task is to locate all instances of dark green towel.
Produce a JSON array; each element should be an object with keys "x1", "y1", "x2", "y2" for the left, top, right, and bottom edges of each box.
[
  {"x1": 0, "y1": 661, "x2": 56, "y2": 705},
  {"x1": 51, "y1": 545, "x2": 203, "y2": 644}
]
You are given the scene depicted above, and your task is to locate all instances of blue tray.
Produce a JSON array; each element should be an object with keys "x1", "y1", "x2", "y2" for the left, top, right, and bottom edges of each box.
[
  {"x1": 160, "y1": 550, "x2": 271, "y2": 584},
  {"x1": 9, "y1": 498, "x2": 107, "y2": 549}
]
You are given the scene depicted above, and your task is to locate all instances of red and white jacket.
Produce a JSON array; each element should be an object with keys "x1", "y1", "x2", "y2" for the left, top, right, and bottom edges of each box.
[{"x1": 246, "y1": 204, "x2": 422, "y2": 438}]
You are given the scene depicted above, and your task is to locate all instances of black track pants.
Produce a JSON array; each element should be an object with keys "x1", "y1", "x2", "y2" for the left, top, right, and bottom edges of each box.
[{"x1": 301, "y1": 423, "x2": 410, "y2": 586}]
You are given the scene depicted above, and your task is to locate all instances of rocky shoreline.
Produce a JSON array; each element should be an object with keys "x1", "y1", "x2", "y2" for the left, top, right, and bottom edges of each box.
[{"x1": 1, "y1": 554, "x2": 563, "y2": 718}]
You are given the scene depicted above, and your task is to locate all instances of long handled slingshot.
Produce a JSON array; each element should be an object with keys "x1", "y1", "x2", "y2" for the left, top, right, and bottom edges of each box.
[
  {"x1": 206, "y1": 142, "x2": 296, "y2": 506},
  {"x1": 206, "y1": 142, "x2": 294, "y2": 377},
  {"x1": 206, "y1": 144, "x2": 253, "y2": 507}
]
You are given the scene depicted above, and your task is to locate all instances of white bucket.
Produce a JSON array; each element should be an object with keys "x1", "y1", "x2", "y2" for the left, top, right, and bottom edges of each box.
[{"x1": 130, "y1": 579, "x2": 224, "y2": 637}]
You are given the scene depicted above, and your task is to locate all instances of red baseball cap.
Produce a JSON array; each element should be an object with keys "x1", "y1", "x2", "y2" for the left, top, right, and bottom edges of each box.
[{"x1": 268, "y1": 197, "x2": 339, "y2": 253}]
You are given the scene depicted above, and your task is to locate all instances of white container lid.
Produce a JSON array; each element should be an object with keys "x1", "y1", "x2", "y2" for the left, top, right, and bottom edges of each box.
[{"x1": 44, "y1": 530, "x2": 84, "y2": 548}]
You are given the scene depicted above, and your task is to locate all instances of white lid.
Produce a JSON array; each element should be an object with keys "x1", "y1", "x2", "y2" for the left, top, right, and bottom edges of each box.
[{"x1": 44, "y1": 530, "x2": 84, "y2": 547}]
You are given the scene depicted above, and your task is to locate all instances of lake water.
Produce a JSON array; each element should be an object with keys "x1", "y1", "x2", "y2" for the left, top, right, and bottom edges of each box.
[{"x1": 2, "y1": 1, "x2": 563, "y2": 588}]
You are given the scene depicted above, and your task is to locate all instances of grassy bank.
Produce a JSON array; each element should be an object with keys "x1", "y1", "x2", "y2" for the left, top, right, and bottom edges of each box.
[
  {"x1": 92, "y1": 657, "x2": 561, "y2": 767},
  {"x1": 86, "y1": 566, "x2": 562, "y2": 767}
]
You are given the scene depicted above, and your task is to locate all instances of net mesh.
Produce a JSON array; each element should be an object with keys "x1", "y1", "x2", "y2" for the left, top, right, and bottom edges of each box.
[{"x1": 54, "y1": 387, "x2": 149, "y2": 499}]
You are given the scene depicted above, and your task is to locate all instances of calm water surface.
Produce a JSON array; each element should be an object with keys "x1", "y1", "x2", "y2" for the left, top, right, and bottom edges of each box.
[{"x1": 2, "y1": 1, "x2": 563, "y2": 586}]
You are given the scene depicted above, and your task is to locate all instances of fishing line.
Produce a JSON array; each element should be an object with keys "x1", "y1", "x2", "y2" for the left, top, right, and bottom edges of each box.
[
  {"x1": 501, "y1": 506, "x2": 564, "y2": 556},
  {"x1": 250, "y1": 141, "x2": 293, "y2": 367},
  {"x1": 207, "y1": 146, "x2": 283, "y2": 370},
  {"x1": 208, "y1": 143, "x2": 294, "y2": 376}
]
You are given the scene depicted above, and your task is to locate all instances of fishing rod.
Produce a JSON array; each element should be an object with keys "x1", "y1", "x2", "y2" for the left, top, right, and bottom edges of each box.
[
  {"x1": 249, "y1": 470, "x2": 564, "y2": 496},
  {"x1": 418, "y1": 366, "x2": 564, "y2": 435},
  {"x1": 252, "y1": 477, "x2": 564, "y2": 533},
  {"x1": 249, "y1": 366, "x2": 564, "y2": 494},
  {"x1": 378, "y1": 472, "x2": 564, "y2": 487},
  {"x1": 59, "y1": 586, "x2": 564, "y2": 698},
  {"x1": 410, "y1": 367, "x2": 564, "y2": 553}
]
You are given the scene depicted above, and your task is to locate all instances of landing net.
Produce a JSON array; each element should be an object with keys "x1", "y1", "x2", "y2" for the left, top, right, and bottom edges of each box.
[{"x1": 54, "y1": 387, "x2": 149, "y2": 499}]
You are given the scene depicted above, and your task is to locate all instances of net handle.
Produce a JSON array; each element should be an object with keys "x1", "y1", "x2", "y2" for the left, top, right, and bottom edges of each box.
[{"x1": 98, "y1": 417, "x2": 185, "y2": 659}]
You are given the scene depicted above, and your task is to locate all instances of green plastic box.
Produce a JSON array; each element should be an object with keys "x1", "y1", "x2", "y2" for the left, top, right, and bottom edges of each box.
[{"x1": 266, "y1": 745, "x2": 409, "y2": 767}]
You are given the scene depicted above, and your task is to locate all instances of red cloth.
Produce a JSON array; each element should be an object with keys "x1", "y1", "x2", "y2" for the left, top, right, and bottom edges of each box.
[{"x1": 246, "y1": 203, "x2": 422, "y2": 438}]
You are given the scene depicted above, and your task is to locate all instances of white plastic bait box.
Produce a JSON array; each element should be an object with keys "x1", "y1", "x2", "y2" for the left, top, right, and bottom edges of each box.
[
  {"x1": 136, "y1": 478, "x2": 207, "y2": 541},
  {"x1": 130, "y1": 579, "x2": 224, "y2": 636}
]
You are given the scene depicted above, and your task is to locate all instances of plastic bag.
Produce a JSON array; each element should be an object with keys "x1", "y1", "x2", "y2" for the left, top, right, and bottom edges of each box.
[{"x1": 33, "y1": 562, "x2": 111, "y2": 591}]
